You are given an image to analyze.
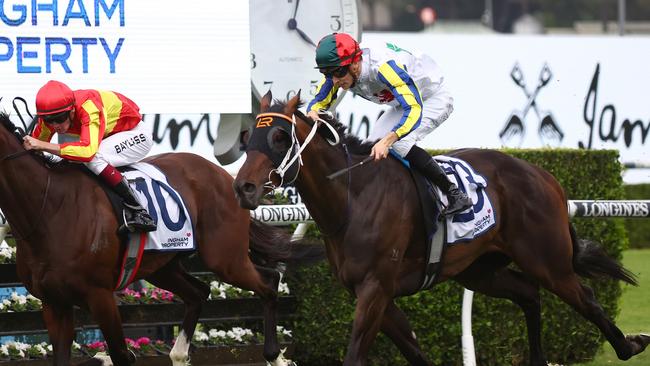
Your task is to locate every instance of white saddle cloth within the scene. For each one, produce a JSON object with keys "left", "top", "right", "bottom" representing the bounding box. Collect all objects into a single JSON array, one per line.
[
  {"left": 432, "top": 155, "right": 496, "bottom": 244},
  {"left": 123, "top": 163, "right": 195, "bottom": 251}
]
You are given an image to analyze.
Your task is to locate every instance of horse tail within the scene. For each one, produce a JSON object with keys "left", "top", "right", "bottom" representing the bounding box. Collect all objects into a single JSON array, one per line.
[
  {"left": 570, "top": 223, "right": 637, "bottom": 286},
  {"left": 248, "top": 219, "right": 325, "bottom": 268}
]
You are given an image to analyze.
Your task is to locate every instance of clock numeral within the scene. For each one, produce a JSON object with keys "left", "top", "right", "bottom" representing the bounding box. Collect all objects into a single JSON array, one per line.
[
  {"left": 310, "top": 80, "right": 319, "bottom": 96},
  {"left": 330, "top": 15, "right": 342, "bottom": 31},
  {"left": 251, "top": 53, "right": 257, "bottom": 69},
  {"left": 286, "top": 89, "right": 298, "bottom": 101},
  {"left": 264, "top": 81, "right": 274, "bottom": 93}
]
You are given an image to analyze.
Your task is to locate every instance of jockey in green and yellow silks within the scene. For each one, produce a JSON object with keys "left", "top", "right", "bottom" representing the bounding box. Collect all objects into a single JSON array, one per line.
[{"left": 307, "top": 33, "right": 472, "bottom": 216}]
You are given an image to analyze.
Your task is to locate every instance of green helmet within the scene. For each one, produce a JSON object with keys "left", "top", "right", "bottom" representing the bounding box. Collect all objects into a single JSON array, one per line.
[{"left": 315, "top": 33, "right": 361, "bottom": 69}]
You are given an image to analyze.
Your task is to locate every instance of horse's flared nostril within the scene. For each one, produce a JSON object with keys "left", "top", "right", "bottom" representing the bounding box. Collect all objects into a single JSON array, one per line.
[
  {"left": 233, "top": 181, "right": 260, "bottom": 209},
  {"left": 241, "top": 182, "right": 256, "bottom": 195}
]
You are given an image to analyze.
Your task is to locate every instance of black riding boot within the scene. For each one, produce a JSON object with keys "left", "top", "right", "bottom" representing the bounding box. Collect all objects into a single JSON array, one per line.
[
  {"left": 405, "top": 146, "right": 473, "bottom": 215},
  {"left": 113, "top": 178, "right": 157, "bottom": 233}
]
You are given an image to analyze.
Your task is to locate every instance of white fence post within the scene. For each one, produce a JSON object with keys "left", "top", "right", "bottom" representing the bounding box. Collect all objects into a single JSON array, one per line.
[{"left": 461, "top": 289, "right": 477, "bottom": 366}]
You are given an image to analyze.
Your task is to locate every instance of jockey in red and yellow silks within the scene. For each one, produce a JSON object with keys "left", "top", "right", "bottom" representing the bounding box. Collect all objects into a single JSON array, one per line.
[
  {"left": 31, "top": 89, "right": 142, "bottom": 162},
  {"left": 306, "top": 33, "right": 472, "bottom": 216},
  {"left": 24, "top": 80, "right": 156, "bottom": 234}
]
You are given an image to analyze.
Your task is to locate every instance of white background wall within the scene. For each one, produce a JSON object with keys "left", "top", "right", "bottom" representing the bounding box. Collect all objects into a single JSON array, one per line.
[{"left": 0, "top": 0, "right": 250, "bottom": 113}]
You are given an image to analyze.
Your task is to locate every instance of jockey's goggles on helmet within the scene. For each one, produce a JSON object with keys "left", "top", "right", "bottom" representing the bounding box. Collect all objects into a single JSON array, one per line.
[
  {"left": 320, "top": 65, "right": 349, "bottom": 78},
  {"left": 41, "top": 111, "right": 70, "bottom": 125}
]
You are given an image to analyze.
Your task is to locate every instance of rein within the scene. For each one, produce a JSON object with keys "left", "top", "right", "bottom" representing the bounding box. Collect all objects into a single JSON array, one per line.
[
  {"left": 319, "top": 144, "right": 352, "bottom": 238},
  {"left": 284, "top": 113, "right": 351, "bottom": 237},
  {"left": 0, "top": 150, "right": 31, "bottom": 163}
]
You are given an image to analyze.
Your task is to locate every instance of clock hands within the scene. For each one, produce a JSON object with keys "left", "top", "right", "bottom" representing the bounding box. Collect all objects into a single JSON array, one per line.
[
  {"left": 291, "top": 0, "right": 300, "bottom": 20},
  {"left": 288, "top": 20, "right": 317, "bottom": 47},
  {"left": 287, "top": 0, "right": 317, "bottom": 48}
]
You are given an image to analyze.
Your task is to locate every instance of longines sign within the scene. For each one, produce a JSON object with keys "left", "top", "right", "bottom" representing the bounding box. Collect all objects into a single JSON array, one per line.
[{"left": 568, "top": 200, "right": 650, "bottom": 218}]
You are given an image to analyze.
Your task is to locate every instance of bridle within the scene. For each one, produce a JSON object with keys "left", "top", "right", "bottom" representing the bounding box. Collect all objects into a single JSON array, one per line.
[
  {"left": 253, "top": 111, "right": 353, "bottom": 237},
  {"left": 254, "top": 112, "right": 339, "bottom": 190}
]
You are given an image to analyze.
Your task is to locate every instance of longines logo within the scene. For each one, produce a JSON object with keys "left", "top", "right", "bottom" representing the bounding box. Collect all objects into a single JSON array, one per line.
[{"left": 499, "top": 62, "right": 564, "bottom": 147}]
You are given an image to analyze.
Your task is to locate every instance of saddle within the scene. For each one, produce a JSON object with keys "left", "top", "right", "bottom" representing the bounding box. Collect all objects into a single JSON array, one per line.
[{"left": 392, "top": 152, "right": 496, "bottom": 290}]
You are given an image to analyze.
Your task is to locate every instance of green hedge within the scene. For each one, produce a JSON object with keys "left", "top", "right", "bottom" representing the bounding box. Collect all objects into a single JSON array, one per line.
[
  {"left": 623, "top": 184, "right": 650, "bottom": 249},
  {"left": 286, "top": 149, "right": 628, "bottom": 366}
]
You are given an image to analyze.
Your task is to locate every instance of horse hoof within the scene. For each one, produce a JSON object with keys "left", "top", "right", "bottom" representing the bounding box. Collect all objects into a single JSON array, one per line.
[{"left": 627, "top": 333, "right": 650, "bottom": 356}]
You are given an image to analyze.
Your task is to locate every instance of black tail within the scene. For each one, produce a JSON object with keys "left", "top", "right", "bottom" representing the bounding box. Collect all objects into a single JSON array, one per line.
[
  {"left": 570, "top": 224, "right": 637, "bottom": 286},
  {"left": 248, "top": 219, "right": 325, "bottom": 268}
]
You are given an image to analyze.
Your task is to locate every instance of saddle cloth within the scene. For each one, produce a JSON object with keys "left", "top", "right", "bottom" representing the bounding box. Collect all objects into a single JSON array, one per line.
[
  {"left": 122, "top": 163, "right": 195, "bottom": 252},
  {"left": 432, "top": 155, "right": 496, "bottom": 244}
]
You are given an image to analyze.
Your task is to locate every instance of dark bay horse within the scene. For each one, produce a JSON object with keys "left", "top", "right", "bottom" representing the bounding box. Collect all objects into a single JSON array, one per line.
[
  {"left": 0, "top": 111, "right": 303, "bottom": 366},
  {"left": 232, "top": 91, "right": 650, "bottom": 366}
]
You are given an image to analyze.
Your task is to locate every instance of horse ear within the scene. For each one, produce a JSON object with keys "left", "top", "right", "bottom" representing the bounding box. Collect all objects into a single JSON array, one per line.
[
  {"left": 285, "top": 90, "right": 301, "bottom": 115},
  {"left": 260, "top": 90, "right": 272, "bottom": 112}
]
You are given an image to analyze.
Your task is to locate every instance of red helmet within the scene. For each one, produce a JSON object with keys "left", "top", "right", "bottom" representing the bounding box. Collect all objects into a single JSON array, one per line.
[
  {"left": 315, "top": 33, "right": 361, "bottom": 69},
  {"left": 35, "top": 80, "right": 75, "bottom": 117}
]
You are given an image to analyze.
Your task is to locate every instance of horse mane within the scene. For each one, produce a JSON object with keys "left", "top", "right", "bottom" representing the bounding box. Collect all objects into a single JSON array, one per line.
[
  {"left": 270, "top": 101, "right": 375, "bottom": 157},
  {"left": 0, "top": 111, "right": 22, "bottom": 142},
  {"left": 0, "top": 111, "right": 67, "bottom": 167}
]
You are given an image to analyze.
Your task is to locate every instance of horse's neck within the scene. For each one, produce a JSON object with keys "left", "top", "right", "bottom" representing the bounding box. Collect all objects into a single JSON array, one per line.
[
  {"left": 294, "top": 128, "right": 350, "bottom": 236},
  {"left": 0, "top": 155, "right": 54, "bottom": 242}
]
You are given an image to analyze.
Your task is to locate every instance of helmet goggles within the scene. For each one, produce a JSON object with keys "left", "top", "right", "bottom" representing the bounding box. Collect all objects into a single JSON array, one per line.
[{"left": 319, "top": 65, "right": 350, "bottom": 78}]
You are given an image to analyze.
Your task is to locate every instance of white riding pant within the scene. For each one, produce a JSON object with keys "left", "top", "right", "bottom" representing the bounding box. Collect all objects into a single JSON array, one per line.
[
  {"left": 83, "top": 122, "right": 153, "bottom": 175},
  {"left": 367, "top": 90, "right": 454, "bottom": 157}
]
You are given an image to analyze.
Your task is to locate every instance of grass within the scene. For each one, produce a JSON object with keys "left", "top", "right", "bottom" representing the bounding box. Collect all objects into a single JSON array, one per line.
[{"left": 581, "top": 249, "right": 650, "bottom": 365}]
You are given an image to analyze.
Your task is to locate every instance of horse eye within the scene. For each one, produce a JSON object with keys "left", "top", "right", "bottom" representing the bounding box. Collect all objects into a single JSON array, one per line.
[
  {"left": 239, "top": 129, "right": 251, "bottom": 151},
  {"left": 268, "top": 128, "right": 290, "bottom": 153}
]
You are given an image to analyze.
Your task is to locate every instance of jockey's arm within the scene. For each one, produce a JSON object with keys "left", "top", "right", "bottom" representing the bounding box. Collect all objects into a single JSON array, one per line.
[
  {"left": 23, "top": 120, "right": 58, "bottom": 154},
  {"left": 377, "top": 60, "right": 423, "bottom": 139},
  {"left": 306, "top": 77, "right": 339, "bottom": 120},
  {"left": 22, "top": 135, "right": 61, "bottom": 155},
  {"left": 58, "top": 101, "right": 103, "bottom": 162}
]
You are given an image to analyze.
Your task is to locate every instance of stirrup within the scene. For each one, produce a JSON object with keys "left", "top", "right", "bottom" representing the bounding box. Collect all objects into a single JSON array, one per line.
[
  {"left": 119, "top": 208, "right": 157, "bottom": 234},
  {"left": 442, "top": 195, "right": 473, "bottom": 216}
]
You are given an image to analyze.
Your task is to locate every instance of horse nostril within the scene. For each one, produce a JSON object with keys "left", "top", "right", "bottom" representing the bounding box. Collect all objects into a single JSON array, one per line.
[{"left": 241, "top": 182, "right": 256, "bottom": 195}]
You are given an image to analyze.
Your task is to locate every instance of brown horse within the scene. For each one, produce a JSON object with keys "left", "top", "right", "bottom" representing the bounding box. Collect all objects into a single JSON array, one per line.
[
  {"left": 0, "top": 111, "right": 307, "bottom": 366},
  {"left": 232, "top": 91, "right": 650, "bottom": 366}
]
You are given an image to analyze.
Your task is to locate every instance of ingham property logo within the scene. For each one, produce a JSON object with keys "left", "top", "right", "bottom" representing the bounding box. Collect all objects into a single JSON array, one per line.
[{"left": 499, "top": 62, "right": 565, "bottom": 147}]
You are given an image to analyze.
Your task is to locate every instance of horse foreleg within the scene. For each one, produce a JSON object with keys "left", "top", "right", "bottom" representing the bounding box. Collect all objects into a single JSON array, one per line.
[
  {"left": 85, "top": 289, "right": 134, "bottom": 366},
  {"left": 147, "top": 260, "right": 210, "bottom": 366},
  {"left": 211, "top": 255, "right": 286, "bottom": 364},
  {"left": 253, "top": 265, "right": 289, "bottom": 366},
  {"left": 380, "top": 301, "right": 430, "bottom": 366},
  {"left": 344, "top": 277, "right": 390, "bottom": 366},
  {"left": 42, "top": 302, "right": 75, "bottom": 366}
]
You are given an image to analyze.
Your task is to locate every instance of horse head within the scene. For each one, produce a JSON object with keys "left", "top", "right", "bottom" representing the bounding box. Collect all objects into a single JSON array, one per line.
[{"left": 234, "top": 90, "right": 343, "bottom": 209}]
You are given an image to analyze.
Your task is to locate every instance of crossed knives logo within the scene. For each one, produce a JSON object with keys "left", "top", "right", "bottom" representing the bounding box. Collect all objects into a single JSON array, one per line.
[{"left": 499, "top": 62, "right": 565, "bottom": 147}]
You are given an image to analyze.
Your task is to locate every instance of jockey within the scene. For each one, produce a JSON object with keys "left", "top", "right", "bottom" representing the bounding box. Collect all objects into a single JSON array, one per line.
[
  {"left": 23, "top": 80, "right": 157, "bottom": 233},
  {"left": 307, "top": 33, "right": 472, "bottom": 215}
]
